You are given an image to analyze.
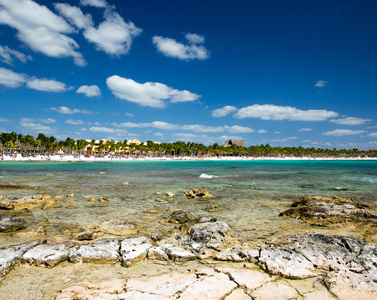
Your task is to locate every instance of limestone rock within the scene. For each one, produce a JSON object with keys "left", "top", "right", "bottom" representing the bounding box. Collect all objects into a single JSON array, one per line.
[
  {"left": 218, "top": 268, "right": 273, "bottom": 291},
  {"left": 120, "top": 236, "right": 152, "bottom": 267},
  {"left": 250, "top": 281, "right": 299, "bottom": 300},
  {"left": 206, "top": 204, "right": 219, "bottom": 212},
  {"left": 147, "top": 246, "right": 169, "bottom": 261},
  {"left": 166, "top": 246, "right": 197, "bottom": 262},
  {"left": 69, "top": 238, "right": 119, "bottom": 264},
  {"left": 0, "top": 214, "right": 28, "bottom": 232},
  {"left": 197, "top": 216, "right": 217, "bottom": 223},
  {"left": 0, "top": 194, "right": 13, "bottom": 209},
  {"left": 2, "top": 208, "right": 32, "bottom": 217},
  {"left": 11, "top": 194, "right": 60, "bottom": 210},
  {"left": 73, "top": 230, "right": 101, "bottom": 241},
  {"left": 0, "top": 240, "right": 41, "bottom": 277},
  {"left": 168, "top": 210, "right": 193, "bottom": 224},
  {"left": 100, "top": 219, "right": 139, "bottom": 236},
  {"left": 258, "top": 247, "right": 317, "bottom": 279},
  {"left": 184, "top": 188, "right": 215, "bottom": 198},
  {"left": 22, "top": 243, "right": 68, "bottom": 267}
]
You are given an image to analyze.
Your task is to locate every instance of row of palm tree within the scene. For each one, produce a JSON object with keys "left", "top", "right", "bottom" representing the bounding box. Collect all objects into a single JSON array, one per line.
[{"left": 0, "top": 131, "right": 376, "bottom": 157}]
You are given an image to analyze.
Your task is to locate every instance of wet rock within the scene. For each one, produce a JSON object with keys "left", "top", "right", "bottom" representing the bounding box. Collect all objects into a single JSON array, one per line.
[
  {"left": 120, "top": 236, "right": 152, "bottom": 267},
  {"left": 197, "top": 216, "right": 217, "bottom": 223},
  {"left": 0, "top": 214, "right": 28, "bottom": 232},
  {"left": 156, "top": 196, "right": 174, "bottom": 203},
  {"left": 0, "top": 240, "right": 41, "bottom": 277},
  {"left": 67, "top": 193, "right": 75, "bottom": 197},
  {"left": 98, "top": 196, "right": 108, "bottom": 203},
  {"left": 149, "top": 231, "right": 167, "bottom": 242},
  {"left": 122, "top": 182, "right": 129, "bottom": 185},
  {"left": 73, "top": 230, "right": 101, "bottom": 241},
  {"left": 279, "top": 196, "right": 377, "bottom": 239},
  {"left": 2, "top": 208, "right": 32, "bottom": 217},
  {"left": 22, "top": 243, "right": 69, "bottom": 267},
  {"left": 99, "top": 219, "right": 139, "bottom": 236},
  {"left": 169, "top": 210, "right": 193, "bottom": 224},
  {"left": 11, "top": 194, "right": 60, "bottom": 210},
  {"left": 333, "top": 186, "right": 354, "bottom": 191},
  {"left": 0, "top": 183, "right": 28, "bottom": 190},
  {"left": 300, "top": 184, "right": 315, "bottom": 188},
  {"left": 206, "top": 204, "right": 219, "bottom": 212},
  {"left": 258, "top": 247, "right": 317, "bottom": 279},
  {"left": 0, "top": 194, "right": 13, "bottom": 210},
  {"left": 166, "top": 192, "right": 175, "bottom": 197},
  {"left": 14, "top": 226, "right": 46, "bottom": 236},
  {"left": 190, "top": 221, "right": 235, "bottom": 241},
  {"left": 69, "top": 238, "right": 120, "bottom": 264},
  {"left": 184, "top": 188, "right": 215, "bottom": 199}
]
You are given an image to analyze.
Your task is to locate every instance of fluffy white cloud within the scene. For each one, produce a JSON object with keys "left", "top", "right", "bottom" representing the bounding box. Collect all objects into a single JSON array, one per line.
[
  {"left": 315, "top": 80, "right": 328, "bottom": 87},
  {"left": 89, "top": 126, "right": 127, "bottom": 134},
  {"left": 0, "top": 45, "right": 32, "bottom": 65},
  {"left": 234, "top": 104, "right": 338, "bottom": 121},
  {"left": 26, "top": 78, "right": 70, "bottom": 92},
  {"left": 65, "top": 119, "right": 85, "bottom": 125},
  {"left": 0, "top": 117, "right": 14, "bottom": 122},
  {"left": 76, "top": 85, "right": 101, "bottom": 97},
  {"left": 112, "top": 121, "right": 254, "bottom": 134},
  {"left": 106, "top": 75, "right": 200, "bottom": 108},
  {"left": 54, "top": 3, "right": 93, "bottom": 30},
  {"left": 211, "top": 106, "right": 238, "bottom": 117},
  {"left": 152, "top": 34, "right": 210, "bottom": 61},
  {"left": 20, "top": 117, "right": 56, "bottom": 124},
  {"left": 83, "top": 10, "right": 141, "bottom": 56},
  {"left": 0, "top": 67, "right": 27, "bottom": 88},
  {"left": 50, "top": 106, "right": 92, "bottom": 114},
  {"left": 330, "top": 117, "right": 371, "bottom": 125},
  {"left": 18, "top": 121, "right": 57, "bottom": 135},
  {"left": 80, "top": 0, "right": 108, "bottom": 8},
  {"left": 185, "top": 33, "right": 205, "bottom": 44},
  {"left": 323, "top": 129, "right": 365, "bottom": 136},
  {"left": 0, "top": 0, "right": 86, "bottom": 66},
  {"left": 298, "top": 128, "right": 313, "bottom": 132},
  {"left": 257, "top": 129, "right": 267, "bottom": 134},
  {"left": 367, "top": 132, "right": 377, "bottom": 137}
]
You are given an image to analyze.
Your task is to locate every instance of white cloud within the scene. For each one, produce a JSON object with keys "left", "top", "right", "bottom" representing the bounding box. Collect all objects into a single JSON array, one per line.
[
  {"left": 89, "top": 126, "right": 127, "bottom": 134},
  {"left": 0, "top": 117, "right": 14, "bottom": 122},
  {"left": 106, "top": 75, "right": 200, "bottom": 108},
  {"left": 76, "top": 85, "right": 101, "bottom": 97},
  {"left": 20, "top": 117, "right": 56, "bottom": 124},
  {"left": 54, "top": 3, "right": 93, "bottom": 30},
  {"left": 79, "top": 128, "right": 87, "bottom": 131},
  {"left": 234, "top": 104, "right": 338, "bottom": 121},
  {"left": 367, "top": 132, "right": 377, "bottom": 137},
  {"left": 323, "top": 129, "right": 365, "bottom": 136},
  {"left": 211, "top": 105, "right": 238, "bottom": 117},
  {"left": 298, "top": 128, "right": 313, "bottom": 132},
  {"left": 65, "top": 119, "right": 85, "bottom": 125},
  {"left": 50, "top": 106, "right": 92, "bottom": 114},
  {"left": 315, "top": 80, "right": 328, "bottom": 87},
  {"left": 274, "top": 131, "right": 282, "bottom": 134},
  {"left": 112, "top": 121, "right": 253, "bottom": 134},
  {"left": 0, "top": 45, "right": 32, "bottom": 65},
  {"left": 154, "top": 132, "right": 164, "bottom": 137},
  {"left": 152, "top": 34, "right": 210, "bottom": 61},
  {"left": 18, "top": 121, "right": 57, "bottom": 135},
  {"left": 330, "top": 117, "right": 371, "bottom": 126},
  {"left": 185, "top": 33, "right": 205, "bottom": 44},
  {"left": 257, "top": 129, "right": 267, "bottom": 134},
  {"left": 0, "top": 67, "right": 27, "bottom": 88},
  {"left": 26, "top": 78, "right": 70, "bottom": 92},
  {"left": 125, "top": 113, "right": 134, "bottom": 117},
  {"left": 83, "top": 10, "right": 142, "bottom": 56},
  {"left": 80, "top": 0, "right": 108, "bottom": 8},
  {"left": 0, "top": 0, "right": 86, "bottom": 66},
  {"left": 88, "top": 121, "right": 101, "bottom": 126}
]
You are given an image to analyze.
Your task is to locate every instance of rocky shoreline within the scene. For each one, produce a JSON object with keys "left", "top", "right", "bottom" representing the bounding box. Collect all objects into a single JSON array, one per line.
[{"left": 1, "top": 190, "right": 377, "bottom": 299}]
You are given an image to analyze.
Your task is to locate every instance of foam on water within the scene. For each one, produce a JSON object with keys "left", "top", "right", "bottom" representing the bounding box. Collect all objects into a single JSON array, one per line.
[{"left": 199, "top": 173, "right": 219, "bottom": 179}]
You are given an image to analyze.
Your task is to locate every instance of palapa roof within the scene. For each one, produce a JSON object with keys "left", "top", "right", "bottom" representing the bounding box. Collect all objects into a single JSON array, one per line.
[{"left": 223, "top": 140, "right": 244, "bottom": 147}]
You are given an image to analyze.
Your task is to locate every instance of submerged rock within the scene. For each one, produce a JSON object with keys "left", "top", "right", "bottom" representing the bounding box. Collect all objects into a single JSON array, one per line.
[
  {"left": 99, "top": 219, "right": 139, "bottom": 236},
  {"left": 0, "top": 194, "right": 13, "bottom": 210},
  {"left": 184, "top": 188, "right": 215, "bottom": 198},
  {"left": 11, "top": 194, "right": 61, "bottom": 210},
  {"left": 169, "top": 210, "right": 193, "bottom": 224},
  {"left": 0, "top": 214, "right": 28, "bottom": 232}
]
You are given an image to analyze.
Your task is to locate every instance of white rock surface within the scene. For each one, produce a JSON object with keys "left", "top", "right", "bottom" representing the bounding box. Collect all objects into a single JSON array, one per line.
[
  {"left": 120, "top": 236, "right": 152, "bottom": 267},
  {"left": 23, "top": 243, "right": 68, "bottom": 267}
]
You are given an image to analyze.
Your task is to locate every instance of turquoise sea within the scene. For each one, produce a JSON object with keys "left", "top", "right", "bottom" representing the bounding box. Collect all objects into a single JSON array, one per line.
[{"left": 1, "top": 160, "right": 377, "bottom": 246}]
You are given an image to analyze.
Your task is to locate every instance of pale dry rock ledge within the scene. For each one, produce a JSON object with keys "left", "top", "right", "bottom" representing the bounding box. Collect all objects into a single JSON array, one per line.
[{"left": 0, "top": 220, "right": 376, "bottom": 299}]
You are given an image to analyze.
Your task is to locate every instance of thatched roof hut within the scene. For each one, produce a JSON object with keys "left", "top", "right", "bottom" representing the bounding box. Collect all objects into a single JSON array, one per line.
[{"left": 223, "top": 140, "right": 244, "bottom": 147}]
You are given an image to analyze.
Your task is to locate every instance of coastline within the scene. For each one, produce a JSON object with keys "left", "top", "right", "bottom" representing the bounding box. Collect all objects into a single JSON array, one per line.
[{"left": 1, "top": 153, "right": 377, "bottom": 162}]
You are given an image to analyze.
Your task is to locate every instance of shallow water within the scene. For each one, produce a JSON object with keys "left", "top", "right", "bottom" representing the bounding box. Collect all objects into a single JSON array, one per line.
[{"left": 1, "top": 160, "right": 376, "bottom": 246}]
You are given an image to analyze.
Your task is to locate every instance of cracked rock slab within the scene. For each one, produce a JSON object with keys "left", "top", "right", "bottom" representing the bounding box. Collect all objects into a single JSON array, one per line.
[
  {"left": 250, "top": 281, "right": 299, "bottom": 300},
  {"left": 120, "top": 236, "right": 152, "bottom": 267},
  {"left": 259, "top": 247, "right": 317, "bottom": 279},
  {"left": 69, "top": 238, "right": 119, "bottom": 264},
  {"left": 22, "top": 243, "right": 69, "bottom": 267},
  {"left": 178, "top": 272, "right": 238, "bottom": 300}
]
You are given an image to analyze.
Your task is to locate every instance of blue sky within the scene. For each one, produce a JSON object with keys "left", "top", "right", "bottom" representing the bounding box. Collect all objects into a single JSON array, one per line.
[{"left": 1, "top": 0, "right": 377, "bottom": 149}]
